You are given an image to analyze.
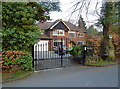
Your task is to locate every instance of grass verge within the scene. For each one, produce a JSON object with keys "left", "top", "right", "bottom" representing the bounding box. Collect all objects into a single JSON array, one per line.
[
  {"left": 2, "top": 70, "right": 33, "bottom": 83},
  {"left": 87, "top": 61, "right": 116, "bottom": 66}
]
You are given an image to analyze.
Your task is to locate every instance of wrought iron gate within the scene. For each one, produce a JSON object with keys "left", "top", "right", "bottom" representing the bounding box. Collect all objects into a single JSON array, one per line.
[{"left": 32, "top": 38, "right": 76, "bottom": 71}]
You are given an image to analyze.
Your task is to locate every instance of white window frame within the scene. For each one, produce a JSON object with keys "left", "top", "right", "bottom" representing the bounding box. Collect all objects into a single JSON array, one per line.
[
  {"left": 68, "top": 31, "right": 76, "bottom": 38},
  {"left": 77, "top": 32, "right": 84, "bottom": 37},
  {"left": 78, "top": 41, "right": 84, "bottom": 45},
  {"left": 53, "top": 40, "right": 64, "bottom": 47},
  {"left": 53, "top": 29, "right": 65, "bottom": 36}
]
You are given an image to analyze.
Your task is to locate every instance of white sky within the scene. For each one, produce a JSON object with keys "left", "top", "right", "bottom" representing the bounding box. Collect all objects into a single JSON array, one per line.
[{"left": 49, "top": 0, "right": 102, "bottom": 28}]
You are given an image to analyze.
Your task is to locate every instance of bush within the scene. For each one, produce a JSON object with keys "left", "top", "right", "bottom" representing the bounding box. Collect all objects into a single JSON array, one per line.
[
  {"left": 86, "top": 55, "right": 103, "bottom": 63},
  {"left": 16, "top": 54, "right": 33, "bottom": 70},
  {"left": 69, "top": 46, "right": 83, "bottom": 57},
  {"left": 2, "top": 51, "right": 33, "bottom": 71},
  {"left": 68, "top": 46, "right": 83, "bottom": 63}
]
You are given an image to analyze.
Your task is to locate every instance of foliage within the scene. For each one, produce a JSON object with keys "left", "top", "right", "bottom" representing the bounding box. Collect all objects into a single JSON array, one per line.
[
  {"left": 87, "top": 60, "right": 114, "bottom": 65},
  {"left": 2, "top": 2, "right": 60, "bottom": 52},
  {"left": 86, "top": 35, "right": 101, "bottom": 55},
  {"left": 39, "top": 0, "right": 61, "bottom": 12},
  {"left": 99, "top": 36, "right": 117, "bottom": 61},
  {"left": 78, "top": 15, "right": 87, "bottom": 31},
  {"left": 112, "top": 33, "right": 120, "bottom": 56},
  {"left": 86, "top": 55, "right": 103, "bottom": 63},
  {"left": 2, "top": 2, "right": 40, "bottom": 52},
  {"left": 2, "top": 51, "right": 27, "bottom": 68},
  {"left": 27, "top": 1, "right": 60, "bottom": 22},
  {"left": 3, "top": 69, "right": 32, "bottom": 83},
  {"left": 2, "top": 51, "right": 32, "bottom": 70},
  {"left": 87, "top": 25, "right": 98, "bottom": 35},
  {"left": 107, "top": 2, "right": 119, "bottom": 35},
  {"left": 2, "top": 2, "right": 60, "bottom": 71},
  {"left": 108, "top": 37, "right": 115, "bottom": 60},
  {"left": 99, "top": 2, "right": 119, "bottom": 60},
  {"left": 86, "top": 31, "right": 119, "bottom": 60},
  {"left": 16, "top": 54, "right": 33, "bottom": 70},
  {"left": 69, "top": 46, "right": 83, "bottom": 57}
]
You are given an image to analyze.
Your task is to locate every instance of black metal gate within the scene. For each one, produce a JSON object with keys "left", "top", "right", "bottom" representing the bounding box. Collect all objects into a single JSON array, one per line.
[{"left": 32, "top": 38, "right": 77, "bottom": 71}]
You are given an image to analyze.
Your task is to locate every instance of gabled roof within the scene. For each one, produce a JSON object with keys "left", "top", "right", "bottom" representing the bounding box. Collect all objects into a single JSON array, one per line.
[
  {"left": 64, "top": 21, "right": 84, "bottom": 32},
  {"left": 37, "top": 19, "right": 84, "bottom": 32},
  {"left": 37, "top": 22, "right": 53, "bottom": 30},
  {"left": 49, "top": 19, "right": 71, "bottom": 31}
]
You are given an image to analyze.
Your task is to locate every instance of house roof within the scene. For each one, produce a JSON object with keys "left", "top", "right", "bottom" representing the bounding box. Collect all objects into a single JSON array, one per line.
[
  {"left": 37, "top": 19, "right": 84, "bottom": 32},
  {"left": 64, "top": 21, "right": 84, "bottom": 32},
  {"left": 37, "top": 22, "right": 53, "bottom": 30}
]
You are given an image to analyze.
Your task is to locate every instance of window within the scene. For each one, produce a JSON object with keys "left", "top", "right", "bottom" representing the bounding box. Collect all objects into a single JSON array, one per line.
[
  {"left": 68, "top": 31, "right": 76, "bottom": 38},
  {"left": 78, "top": 41, "right": 84, "bottom": 46},
  {"left": 53, "top": 40, "right": 64, "bottom": 47},
  {"left": 78, "top": 33, "right": 84, "bottom": 37},
  {"left": 53, "top": 42, "right": 61, "bottom": 46},
  {"left": 53, "top": 29, "right": 65, "bottom": 36}
]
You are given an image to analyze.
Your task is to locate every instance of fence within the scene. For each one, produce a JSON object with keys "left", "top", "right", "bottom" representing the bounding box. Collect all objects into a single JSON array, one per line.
[
  {"left": 32, "top": 38, "right": 78, "bottom": 71},
  {"left": 32, "top": 38, "right": 101, "bottom": 71}
]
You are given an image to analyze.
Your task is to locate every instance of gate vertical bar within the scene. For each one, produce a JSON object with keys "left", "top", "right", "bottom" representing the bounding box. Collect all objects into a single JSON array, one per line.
[
  {"left": 61, "top": 38, "right": 63, "bottom": 67},
  {"left": 43, "top": 44, "right": 44, "bottom": 58},
  {"left": 35, "top": 44, "right": 38, "bottom": 71},
  {"left": 32, "top": 45, "right": 34, "bottom": 70},
  {"left": 34, "top": 45, "right": 38, "bottom": 71}
]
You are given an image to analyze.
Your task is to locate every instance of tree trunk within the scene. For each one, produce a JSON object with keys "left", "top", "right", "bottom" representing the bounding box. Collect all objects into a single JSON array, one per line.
[{"left": 103, "top": 24, "right": 115, "bottom": 61}]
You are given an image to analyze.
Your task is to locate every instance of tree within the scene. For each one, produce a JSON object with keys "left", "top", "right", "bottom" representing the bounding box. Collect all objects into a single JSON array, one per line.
[
  {"left": 27, "top": 1, "right": 61, "bottom": 22},
  {"left": 69, "top": 0, "right": 119, "bottom": 61},
  {"left": 87, "top": 25, "right": 98, "bottom": 35},
  {"left": 2, "top": 2, "right": 60, "bottom": 52},
  {"left": 78, "top": 15, "right": 86, "bottom": 31},
  {"left": 100, "top": 2, "right": 119, "bottom": 60}
]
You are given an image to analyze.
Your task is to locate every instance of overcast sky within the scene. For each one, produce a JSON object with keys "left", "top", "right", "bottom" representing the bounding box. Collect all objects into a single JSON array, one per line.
[{"left": 49, "top": 0, "right": 102, "bottom": 29}]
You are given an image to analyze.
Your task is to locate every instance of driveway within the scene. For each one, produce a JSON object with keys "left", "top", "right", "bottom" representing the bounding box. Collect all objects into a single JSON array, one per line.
[{"left": 3, "top": 65, "right": 118, "bottom": 87}]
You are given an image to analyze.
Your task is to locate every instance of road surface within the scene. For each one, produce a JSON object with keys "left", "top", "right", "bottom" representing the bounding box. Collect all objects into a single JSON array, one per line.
[{"left": 3, "top": 65, "right": 118, "bottom": 87}]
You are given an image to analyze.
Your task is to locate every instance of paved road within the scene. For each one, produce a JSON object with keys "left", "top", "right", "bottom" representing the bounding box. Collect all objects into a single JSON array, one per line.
[{"left": 3, "top": 65, "right": 118, "bottom": 87}]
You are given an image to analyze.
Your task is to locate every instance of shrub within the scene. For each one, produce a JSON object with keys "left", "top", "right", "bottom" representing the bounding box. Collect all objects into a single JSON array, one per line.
[
  {"left": 68, "top": 46, "right": 83, "bottom": 63},
  {"left": 86, "top": 55, "right": 103, "bottom": 63},
  {"left": 2, "top": 51, "right": 33, "bottom": 71},
  {"left": 69, "top": 46, "right": 83, "bottom": 57},
  {"left": 16, "top": 54, "right": 33, "bottom": 70}
]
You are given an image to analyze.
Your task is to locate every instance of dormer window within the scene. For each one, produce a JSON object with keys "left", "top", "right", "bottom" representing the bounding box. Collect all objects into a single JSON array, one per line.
[{"left": 53, "top": 29, "right": 65, "bottom": 36}]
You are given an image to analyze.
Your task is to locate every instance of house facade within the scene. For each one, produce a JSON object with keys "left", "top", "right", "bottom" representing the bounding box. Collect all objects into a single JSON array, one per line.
[{"left": 37, "top": 19, "right": 86, "bottom": 50}]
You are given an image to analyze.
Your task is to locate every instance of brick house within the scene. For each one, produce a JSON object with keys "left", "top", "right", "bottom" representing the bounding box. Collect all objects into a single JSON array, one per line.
[{"left": 37, "top": 19, "right": 86, "bottom": 50}]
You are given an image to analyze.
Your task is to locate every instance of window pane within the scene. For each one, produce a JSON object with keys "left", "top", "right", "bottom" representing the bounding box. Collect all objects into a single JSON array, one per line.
[
  {"left": 53, "top": 30, "right": 64, "bottom": 36},
  {"left": 53, "top": 42, "right": 62, "bottom": 46},
  {"left": 78, "top": 33, "right": 84, "bottom": 37},
  {"left": 78, "top": 42, "right": 83, "bottom": 45}
]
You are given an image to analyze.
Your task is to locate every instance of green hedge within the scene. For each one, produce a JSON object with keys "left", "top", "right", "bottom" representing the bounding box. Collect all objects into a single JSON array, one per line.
[
  {"left": 69, "top": 46, "right": 83, "bottom": 57},
  {"left": 16, "top": 54, "right": 33, "bottom": 70},
  {"left": 3, "top": 51, "right": 33, "bottom": 71}
]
